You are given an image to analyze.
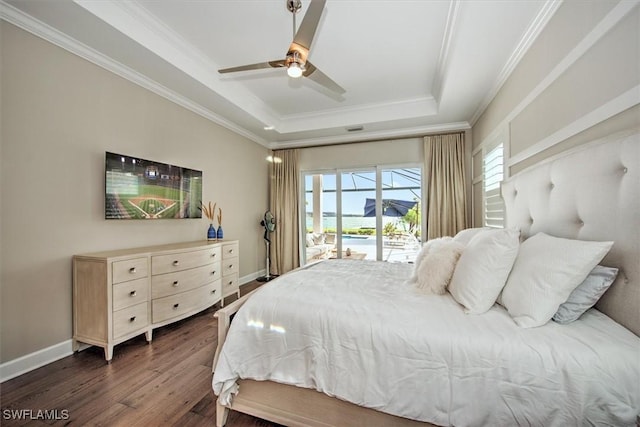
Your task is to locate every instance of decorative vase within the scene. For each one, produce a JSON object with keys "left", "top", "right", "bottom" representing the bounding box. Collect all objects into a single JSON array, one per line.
[
  {"left": 216, "top": 225, "right": 224, "bottom": 239},
  {"left": 207, "top": 224, "right": 217, "bottom": 240}
]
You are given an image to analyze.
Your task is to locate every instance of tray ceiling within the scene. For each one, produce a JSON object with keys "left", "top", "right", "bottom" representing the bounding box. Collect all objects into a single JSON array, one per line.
[{"left": 2, "top": 0, "right": 559, "bottom": 148}]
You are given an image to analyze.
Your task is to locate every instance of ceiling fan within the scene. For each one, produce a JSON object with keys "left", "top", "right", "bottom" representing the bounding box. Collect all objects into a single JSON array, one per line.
[{"left": 218, "top": 0, "right": 345, "bottom": 94}]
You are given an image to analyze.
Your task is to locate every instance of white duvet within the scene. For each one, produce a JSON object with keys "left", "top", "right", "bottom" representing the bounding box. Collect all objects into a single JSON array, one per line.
[{"left": 212, "top": 259, "right": 640, "bottom": 426}]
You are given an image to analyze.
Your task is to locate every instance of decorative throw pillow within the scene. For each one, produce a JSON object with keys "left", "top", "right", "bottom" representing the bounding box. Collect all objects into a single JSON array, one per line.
[
  {"left": 305, "top": 234, "right": 315, "bottom": 247},
  {"left": 312, "top": 233, "right": 326, "bottom": 245},
  {"left": 452, "top": 227, "right": 491, "bottom": 246},
  {"left": 414, "top": 238, "right": 465, "bottom": 294},
  {"left": 553, "top": 265, "right": 619, "bottom": 324},
  {"left": 500, "top": 232, "right": 613, "bottom": 328},
  {"left": 448, "top": 228, "right": 520, "bottom": 314},
  {"left": 409, "top": 237, "right": 452, "bottom": 283}
]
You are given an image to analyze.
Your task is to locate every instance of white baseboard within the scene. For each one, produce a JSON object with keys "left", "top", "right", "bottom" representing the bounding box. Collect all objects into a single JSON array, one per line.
[
  {"left": 240, "top": 269, "right": 266, "bottom": 285},
  {"left": 0, "top": 340, "right": 74, "bottom": 383},
  {"left": 0, "top": 270, "right": 265, "bottom": 383}
]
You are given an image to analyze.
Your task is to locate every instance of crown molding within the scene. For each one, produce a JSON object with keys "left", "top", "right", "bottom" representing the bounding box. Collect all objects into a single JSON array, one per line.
[
  {"left": 470, "top": 0, "right": 562, "bottom": 125},
  {"left": 431, "top": 0, "right": 461, "bottom": 104}
]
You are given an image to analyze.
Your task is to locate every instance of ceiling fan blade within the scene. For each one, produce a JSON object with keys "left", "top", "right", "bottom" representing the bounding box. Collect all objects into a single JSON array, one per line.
[
  {"left": 218, "top": 59, "right": 286, "bottom": 74},
  {"left": 304, "top": 61, "right": 345, "bottom": 94},
  {"left": 293, "top": 0, "right": 326, "bottom": 51}
]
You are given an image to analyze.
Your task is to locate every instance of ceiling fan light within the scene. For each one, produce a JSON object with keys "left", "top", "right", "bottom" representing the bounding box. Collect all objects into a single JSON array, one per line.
[{"left": 287, "top": 62, "right": 303, "bottom": 78}]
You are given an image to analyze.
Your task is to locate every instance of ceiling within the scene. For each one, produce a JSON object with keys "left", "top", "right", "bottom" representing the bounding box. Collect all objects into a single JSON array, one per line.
[{"left": 3, "top": 0, "right": 559, "bottom": 149}]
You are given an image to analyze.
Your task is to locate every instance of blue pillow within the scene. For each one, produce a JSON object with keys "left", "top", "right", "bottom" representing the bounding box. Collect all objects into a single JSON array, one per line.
[{"left": 553, "top": 265, "right": 619, "bottom": 324}]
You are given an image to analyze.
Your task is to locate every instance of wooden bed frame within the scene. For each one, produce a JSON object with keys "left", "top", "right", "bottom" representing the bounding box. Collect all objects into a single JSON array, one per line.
[{"left": 211, "top": 130, "right": 639, "bottom": 427}]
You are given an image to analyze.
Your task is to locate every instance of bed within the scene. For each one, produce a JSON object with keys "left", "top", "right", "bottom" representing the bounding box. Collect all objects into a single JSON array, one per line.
[{"left": 211, "top": 130, "right": 640, "bottom": 426}]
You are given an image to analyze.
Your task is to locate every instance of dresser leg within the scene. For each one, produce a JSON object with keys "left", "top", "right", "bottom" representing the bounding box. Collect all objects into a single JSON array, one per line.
[
  {"left": 105, "top": 345, "right": 114, "bottom": 363},
  {"left": 145, "top": 329, "right": 153, "bottom": 343}
]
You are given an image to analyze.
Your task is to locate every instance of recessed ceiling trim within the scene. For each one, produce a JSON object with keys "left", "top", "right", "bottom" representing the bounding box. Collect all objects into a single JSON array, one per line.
[
  {"left": 271, "top": 121, "right": 471, "bottom": 149},
  {"left": 1, "top": 1, "right": 269, "bottom": 147},
  {"left": 431, "top": 0, "right": 461, "bottom": 103},
  {"left": 276, "top": 96, "right": 438, "bottom": 133},
  {"left": 469, "top": 0, "right": 562, "bottom": 125},
  {"left": 73, "top": 0, "right": 282, "bottom": 129}
]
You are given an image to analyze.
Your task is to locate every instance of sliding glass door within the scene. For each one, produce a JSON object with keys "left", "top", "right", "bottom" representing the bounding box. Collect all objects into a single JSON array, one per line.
[
  {"left": 302, "top": 165, "right": 422, "bottom": 264},
  {"left": 380, "top": 167, "right": 421, "bottom": 262}
]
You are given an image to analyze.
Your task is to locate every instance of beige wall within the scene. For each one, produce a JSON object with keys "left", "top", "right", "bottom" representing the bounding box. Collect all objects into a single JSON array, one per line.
[
  {"left": 472, "top": 0, "right": 640, "bottom": 226},
  {"left": 299, "top": 138, "right": 424, "bottom": 171},
  {"left": 0, "top": 23, "right": 269, "bottom": 363}
]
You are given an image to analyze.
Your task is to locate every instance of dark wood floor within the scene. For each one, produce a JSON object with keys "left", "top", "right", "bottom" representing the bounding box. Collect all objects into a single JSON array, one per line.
[{"left": 0, "top": 281, "right": 282, "bottom": 427}]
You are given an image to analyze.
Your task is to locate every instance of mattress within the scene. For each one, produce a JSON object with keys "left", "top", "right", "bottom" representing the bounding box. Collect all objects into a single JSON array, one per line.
[{"left": 212, "top": 259, "right": 640, "bottom": 426}]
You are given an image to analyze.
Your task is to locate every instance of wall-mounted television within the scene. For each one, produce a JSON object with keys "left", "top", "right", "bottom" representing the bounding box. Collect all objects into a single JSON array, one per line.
[{"left": 105, "top": 152, "right": 202, "bottom": 219}]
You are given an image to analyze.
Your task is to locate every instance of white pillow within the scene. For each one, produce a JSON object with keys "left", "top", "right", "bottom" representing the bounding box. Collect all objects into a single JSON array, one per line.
[
  {"left": 411, "top": 238, "right": 464, "bottom": 294},
  {"left": 500, "top": 232, "right": 613, "bottom": 328},
  {"left": 448, "top": 228, "right": 520, "bottom": 314},
  {"left": 452, "top": 227, "right": 491, "bottom": 246},
  {"left": 305, "top": 234, "right": 315, "bottom": 247}
]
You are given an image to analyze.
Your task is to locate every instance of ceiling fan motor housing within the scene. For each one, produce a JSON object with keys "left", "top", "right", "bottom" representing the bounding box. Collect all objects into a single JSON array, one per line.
[{"left": 287, "top": 0, "right": 302, "bottom": 13}]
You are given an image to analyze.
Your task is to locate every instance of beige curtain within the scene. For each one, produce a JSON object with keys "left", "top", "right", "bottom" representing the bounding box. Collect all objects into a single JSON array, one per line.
[
  {"left": 424, "top": 133, "right": 468, "bottom": 239},
  {"left": 270, "top": 149, "right": 300, "bottom": 275}
]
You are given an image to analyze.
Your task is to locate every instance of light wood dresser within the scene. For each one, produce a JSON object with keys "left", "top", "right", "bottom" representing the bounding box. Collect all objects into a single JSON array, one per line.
[{"left": 73, "top": 240, "right": 240, "bottom": 362}]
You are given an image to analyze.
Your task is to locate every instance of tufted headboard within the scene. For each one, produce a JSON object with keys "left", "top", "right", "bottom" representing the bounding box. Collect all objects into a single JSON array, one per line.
[{"left": 502, "top": 129, "right": 639, "bottom": 336}]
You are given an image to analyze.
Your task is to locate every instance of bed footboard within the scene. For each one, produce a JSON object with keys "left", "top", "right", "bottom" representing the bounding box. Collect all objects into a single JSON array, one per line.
[
  {"left": 213, "top": 289, "right": 260, "bottom": 427},
  {"left": 212, "top": 289, "right": 258, "bottom": 373}
]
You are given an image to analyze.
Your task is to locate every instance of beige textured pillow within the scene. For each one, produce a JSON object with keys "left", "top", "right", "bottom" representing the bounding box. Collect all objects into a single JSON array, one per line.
[{"left": 414, "top": 239, "right": 465, "bottom": 294}]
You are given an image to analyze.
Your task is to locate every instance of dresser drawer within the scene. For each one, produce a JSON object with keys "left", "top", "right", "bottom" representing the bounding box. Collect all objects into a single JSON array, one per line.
[
  {"left": 222, "top": 257, "right": 239, "bottom": 277},
  {"left": 222, "top": 242, "right": 239, "bottom": 259},
  {"left": 113, "top": 278, "right": 149, "bottom": 311},
  {"left": 152, "top": 247, "right": 221, "bottom": 275},
  {"left": 152, "top": 281, "right": 221, "bottom": 323},
  {"left": 113, "top": 302, "right": 148, "bottom": 339},
  {"left": 222, "top": 273, "right": 239, "bottom": 296},
  {"left": 112, "top": 257, "right": 148, "bottom": 284},
  {"left": 151, "top": 262, "right": 221, "bottom": 299}
]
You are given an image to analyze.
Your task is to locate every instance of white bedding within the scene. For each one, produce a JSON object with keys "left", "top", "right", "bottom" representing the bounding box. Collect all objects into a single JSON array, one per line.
[{"left": 212, "top": 259, "right": 640, "bottom": 426}]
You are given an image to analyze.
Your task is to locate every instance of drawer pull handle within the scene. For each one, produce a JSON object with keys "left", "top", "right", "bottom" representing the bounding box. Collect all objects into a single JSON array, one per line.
[
  {"left": 228, "top": 264, "right": 233, "bottom": 269},
  {"left": 129, "top": 267, "right": 136, "bottom": 273},
  {"left": 211, "top": 253, "right": 216, "bottom": 258},
  {"left": 129, "top": 291, "right": 137, "bottom": 297},
  {"left": 228, "top": 281, "right": 233, "bottom": 286},
  {"left": 173, "top": 281, "right": 179, "bottom": 287},
  {"left": 129, "top": 316, "right": 136, "bottom": 322},
  {"left": 172, "top": 260, "right": 179, "bottom": 266},
  {"left": 211, "top": 270, "right": 216, "bottom": 276},
  {"left": 228, "top": 249, "right": 234, "bottom": 254},
  {"left": 173, "top": 303, "right": 180, "bottom": 309},
  {"left": 211, "top": 289, "right": 216, "bottom": 294}
]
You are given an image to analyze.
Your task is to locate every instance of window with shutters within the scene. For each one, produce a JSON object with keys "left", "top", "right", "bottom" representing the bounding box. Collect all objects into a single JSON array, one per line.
[{"left": 483, "top": 143, "right": 505, "bottom": 228}]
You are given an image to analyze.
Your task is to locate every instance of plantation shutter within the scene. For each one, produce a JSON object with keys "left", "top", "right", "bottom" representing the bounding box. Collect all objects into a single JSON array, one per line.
[{"left": 483, "top": 143, "right": 505, "bottom": 228}]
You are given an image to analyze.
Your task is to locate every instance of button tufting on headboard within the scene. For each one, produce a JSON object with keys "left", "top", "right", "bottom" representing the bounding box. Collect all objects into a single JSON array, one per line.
[{"left": 501, "top": 129, "right": 639, "bottom": 336}]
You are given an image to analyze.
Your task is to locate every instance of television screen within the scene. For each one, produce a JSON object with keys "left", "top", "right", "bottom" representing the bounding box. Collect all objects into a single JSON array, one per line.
[{"left": 105, "top": 152, "right": 202, "bottom": 219}]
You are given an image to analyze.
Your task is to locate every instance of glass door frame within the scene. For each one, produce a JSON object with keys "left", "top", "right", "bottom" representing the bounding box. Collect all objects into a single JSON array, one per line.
[{"left": 300, "top": 162, "right": 425, "bottom": 264}]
